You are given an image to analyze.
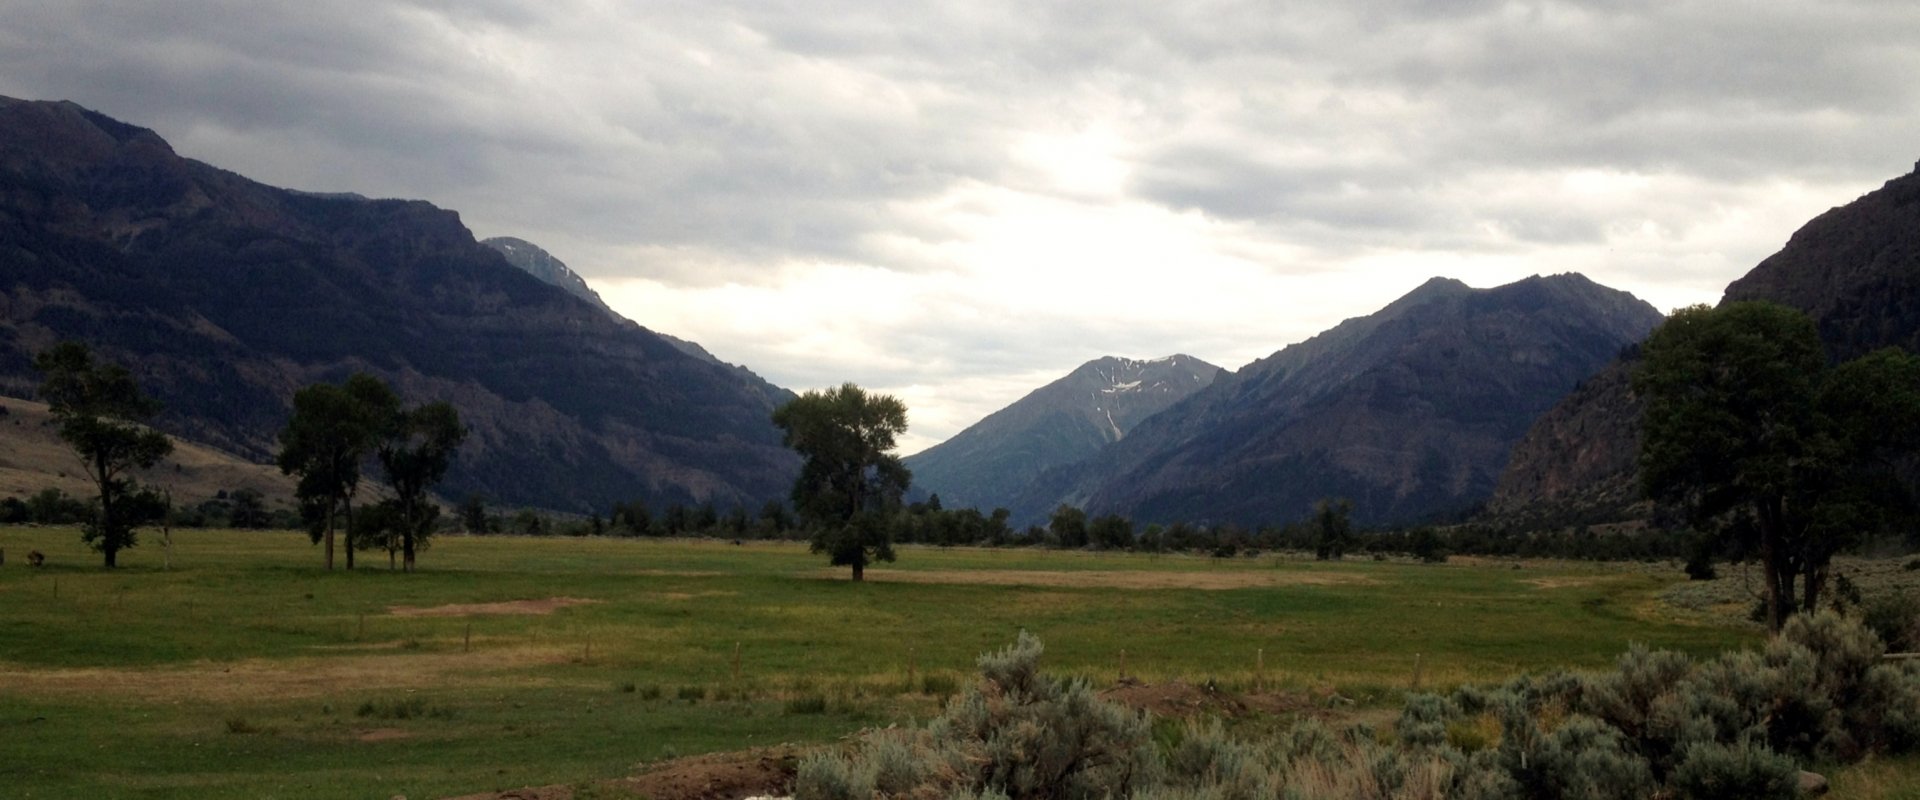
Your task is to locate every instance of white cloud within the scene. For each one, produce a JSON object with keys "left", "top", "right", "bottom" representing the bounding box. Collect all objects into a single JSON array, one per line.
[{"left": 3, "top": 0, "right": 1918, "bottom": 453}]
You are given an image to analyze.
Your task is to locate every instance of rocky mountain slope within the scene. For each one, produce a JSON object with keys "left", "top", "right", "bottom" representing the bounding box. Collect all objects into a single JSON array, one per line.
[
  {"left": 1011, "top": 274, "right": 1664, "bottom": 527},
  {"left": 1489, "top": 162, "right": 1920, "bottom": 523},
  {"left": 904, "top": 355, "right": 1220, "bottom": 509},
  {"left": 481, "top": 236, "right": 616, "bottom": 316},
  {"left": 0, "top": 97, "right": 797, "bottom": 512},
  {"left": 479, "top": 235, "right": 778, "bottom": 385}
]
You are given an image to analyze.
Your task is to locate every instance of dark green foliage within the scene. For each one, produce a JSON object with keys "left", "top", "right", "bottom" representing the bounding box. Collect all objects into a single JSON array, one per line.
[
  {"left": 772, "top": 383, "right": 910, "bottom": 581},
  {"left": 277, "top": 373, "right": 395, "bottom": 569},
  {"left": 34, "top": 341, "right": 174, "bottom": 567},
  {"left": 372, "top": 399, "right": 466, "bottom": 572},
  {"left": 1048, "top": 505, "right": 1088, "bottom": 549},
  {"left": 459, "top": 494, "right": 491, "bottom": 533},
  {"left": 1313, "top": 497, "right": 1353, "bottom": 560},
  {"left": 1087, "top": 514, "right": 1133, "bottom": 550},
  {"left": 1637, "top": 302, "right": 1920, "bottom": 630}
]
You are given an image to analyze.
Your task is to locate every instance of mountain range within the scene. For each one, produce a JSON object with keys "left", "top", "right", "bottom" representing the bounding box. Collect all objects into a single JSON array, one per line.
[
  {"left": 1004, "top": 274, "right": 1665, "bottom": 527},
  {"left": 1489, "top": 161, "right": 1920, "bottom": 524},
  {"left": 904, "top": 355, "right": 1220, "bottom": 509},
  {"left": 0, "top": 96, "right": 796, "bottom": 513}
]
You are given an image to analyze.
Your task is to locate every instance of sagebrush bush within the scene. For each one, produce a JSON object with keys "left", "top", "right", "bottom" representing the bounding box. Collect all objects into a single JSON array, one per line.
[
  {"left": 1666, "top": 739, "right": 1798, "bottom": 800},
  {"left": 794, "top": 616, "right": 1919, "bottom": 800}
]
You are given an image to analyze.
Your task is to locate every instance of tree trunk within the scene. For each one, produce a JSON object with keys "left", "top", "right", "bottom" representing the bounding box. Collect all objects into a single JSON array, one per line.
[
  {"left": 1757, "top": 499, "right": 1785, "bottom": 632},
  {"left": 403, "top": 523, "right": 416, "bottom": 573},
  {"left": 852, "top": 561, "right": 864, "bottom": 582},
  {"left": 324, "top": 503, "right": 336, "bottom": 571},
  {"left": 343, "top": 496, "right": 355, "bottom": 570}
]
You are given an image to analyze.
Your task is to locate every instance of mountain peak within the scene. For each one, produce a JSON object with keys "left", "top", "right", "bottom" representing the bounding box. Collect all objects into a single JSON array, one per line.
[{"left": 904, "top": 353, "right": 1221, "bottom": 509}]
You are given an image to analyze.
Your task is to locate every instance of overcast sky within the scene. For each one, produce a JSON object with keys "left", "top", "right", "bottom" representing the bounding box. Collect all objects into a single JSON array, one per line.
[{"left": 4, "top": 1, "right": 1918, "bottom": 453}]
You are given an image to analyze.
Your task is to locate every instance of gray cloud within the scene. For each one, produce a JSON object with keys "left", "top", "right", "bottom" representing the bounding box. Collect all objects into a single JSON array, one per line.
[{"left": 3, "top": 0, "right": 1917, "bottom": 446}]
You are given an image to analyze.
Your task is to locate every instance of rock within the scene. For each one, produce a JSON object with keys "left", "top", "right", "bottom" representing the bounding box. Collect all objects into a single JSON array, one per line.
[{"left": 1798, "top": 770, "right": 1829, "bottom": 796}]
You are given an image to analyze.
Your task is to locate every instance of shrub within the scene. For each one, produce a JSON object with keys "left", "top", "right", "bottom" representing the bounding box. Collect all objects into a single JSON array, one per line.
[
  {"left": 676, "top": 685, "right": 706, "bottom": 702},
  {"left": 1666, "top": 740, "right": 1798, "bottom": 800},
  {"left": 784, "top": 694, "right": 828, "bottom": 715}
]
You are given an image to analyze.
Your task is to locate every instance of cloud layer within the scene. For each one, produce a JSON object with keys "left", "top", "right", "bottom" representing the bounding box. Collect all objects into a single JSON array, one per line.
[{"left": 5, "top": 1, "right": 1917, "bottom": 452}]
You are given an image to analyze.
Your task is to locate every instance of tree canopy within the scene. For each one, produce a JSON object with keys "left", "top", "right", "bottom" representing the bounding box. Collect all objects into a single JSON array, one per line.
[
  {"left": 35, "top": 342, "right": 175, "bottom": 567},
  {"left": 369, "top": 399, "right": 466, "bottom": 572},
  {"left": 1636, "top": 301, "right": 1920, "bottom": 630},
  {"left": 276, "top": 373, "right": 397, "bottom": 569},
  {"left": 772, "top": 383, "right": 910, "bottom": 581}
]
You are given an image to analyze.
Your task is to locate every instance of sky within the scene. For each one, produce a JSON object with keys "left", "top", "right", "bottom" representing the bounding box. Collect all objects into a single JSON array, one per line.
[{"left": 4, "top": 1, "right": 1918, "bottom": 454}]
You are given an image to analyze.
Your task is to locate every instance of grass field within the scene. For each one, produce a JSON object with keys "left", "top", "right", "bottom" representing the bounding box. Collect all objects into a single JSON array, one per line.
[{"left": 0, "top": 526, "right": 1910, "bottom": 799}]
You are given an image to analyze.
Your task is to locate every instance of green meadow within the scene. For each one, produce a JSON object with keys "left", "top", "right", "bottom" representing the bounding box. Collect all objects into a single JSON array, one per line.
[{"left": 1, "top": 527, "right": 1910, "bottom": 799}]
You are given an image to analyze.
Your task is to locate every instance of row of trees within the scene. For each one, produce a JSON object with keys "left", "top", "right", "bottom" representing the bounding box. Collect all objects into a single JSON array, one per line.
[
  {"left": 276, "top": 374, "right": 466, "bottom": 572},
  {"left": 24, "top": 341, "right": 466, "bottom": 570}
]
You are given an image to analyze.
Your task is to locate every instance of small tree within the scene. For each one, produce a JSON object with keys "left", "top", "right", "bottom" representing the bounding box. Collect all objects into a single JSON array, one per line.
[
  {"left": 1313, "top": 498, "right": 1353, "bottom": 560},
  {"left": 771, "top": 383, "right": 911, "bottom": 581},
  {"left": 458, "top": 493, "right": 490, "bottom": 533},
  {"left": 34, "top": 342, "right": 174, "bottom": 567},
  {"left": 371, "top": 400, "right": 466, "bottom": 572},
  {"left": 1049, "top": 505, "right": 1089, "bottom": 549}
]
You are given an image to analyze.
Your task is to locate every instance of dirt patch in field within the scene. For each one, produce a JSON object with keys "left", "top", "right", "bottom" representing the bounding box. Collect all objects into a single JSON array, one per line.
[
  {"left": 388, "top": 597, "right": 601, "bottom": 617},
  {"left": 1524, "top": 576, "right": 1607, "bottom": 590},
  {"left": 651, "top": 591, "right": 739, "bottom": 601},
  {"left": 355, "top": 727, "right": 411, "bottom": 742},
  {"left": 0, "top": 646, "right": 570, "bottom": 704},
  {"left": 827, "top": 569, "right": 1375, "bottom": 590},
  {"left": 442, "top": 745, "right": 801, "bottom": 800}
]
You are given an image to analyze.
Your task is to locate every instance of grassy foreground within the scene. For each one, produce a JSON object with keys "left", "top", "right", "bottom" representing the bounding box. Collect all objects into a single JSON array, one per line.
[{"left": 0, "top": 526, "right": 1855, "bottom": 798}]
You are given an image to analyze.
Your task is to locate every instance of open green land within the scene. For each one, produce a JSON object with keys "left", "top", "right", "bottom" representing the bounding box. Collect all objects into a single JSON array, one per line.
[{"left": 0, "top": 527, "right": 1910, "bottom": 799}]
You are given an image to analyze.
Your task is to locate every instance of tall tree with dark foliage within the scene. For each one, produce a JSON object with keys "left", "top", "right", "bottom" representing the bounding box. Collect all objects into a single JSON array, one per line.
[
  {"left": 1637, "top": 302, "right": 1920, "bottom": 631},
  {"left": 772, "top": 383, "right": 910, "bottom": 581},
  {"left": 34, "top": 342, "right": 174, "bottom": 567}
]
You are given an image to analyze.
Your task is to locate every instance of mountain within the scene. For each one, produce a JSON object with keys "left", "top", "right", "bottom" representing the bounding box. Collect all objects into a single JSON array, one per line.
[
  {"left": 1489, "top": 162, "right": 1920, "bottom": 524},
  {"left": 1010, "top": 274, "right": 1664, "bottom": 528},
  {"left": 480, "top": 235, "right": 780, "bottom": 384},
  {"left": 481, "top": 236, "right": 615, "bottom": 316},
  {"left": 904, "top": 355, "right": 1221, "bottom": 509},
  {"left": 0, "top": 96, "right": 797, "bottom": 512}
]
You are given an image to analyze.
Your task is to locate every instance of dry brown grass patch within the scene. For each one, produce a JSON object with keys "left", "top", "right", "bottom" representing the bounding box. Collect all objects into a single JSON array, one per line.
[
  {"left": 825, "top": 568, "right": 1376, "bottom": 590},
  {"left": 0, "top": 645, "right": 570, "bottom": 703},
  {"left": 387, "top": 597, "right": 601, "bottom": 617}
]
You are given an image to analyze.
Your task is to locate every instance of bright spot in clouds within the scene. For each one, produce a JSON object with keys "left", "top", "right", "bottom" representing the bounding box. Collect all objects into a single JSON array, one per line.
[{"left": 3, "top": 1, "right": 1917, "bottom": 453}]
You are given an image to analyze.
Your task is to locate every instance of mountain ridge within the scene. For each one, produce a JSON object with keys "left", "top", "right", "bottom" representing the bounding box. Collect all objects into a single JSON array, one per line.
[
  {"left": 1489, "top": 163, "right": 1920, "bottom": 524},
  {"left": 1008, "top": 273, "right": 1664, "bottom": 527},
  {"left": 0, "top": 96, "right": 797, "bottom": 513}
]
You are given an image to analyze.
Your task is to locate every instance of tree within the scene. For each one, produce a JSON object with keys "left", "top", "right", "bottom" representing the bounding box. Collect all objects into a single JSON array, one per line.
[
  {"left": 34, "top": 342, "right": 174, "bottom": 567},
  {"left": 370, "top": 400, "right": 466, "bottom": 572},
  {"left": 1049, "top": 505, "right": 1089, "bottom": 549},
  {"left": 1313, "top": 498, "right": 1353, "bottom": 560},
  {"left": 276, "top": 374, "right": 396, "bottom": 569},
  {"left": 228, "top": 488, "right": 269, "bottom": 529},
  {"left": 1636, "top": 302, "right": 1920, "bottom": 631},
  {"left": 459, "top": 493, "right": 491, "bottom": 533},
  {"left": 771, "top": 383, "right": 911, "bottom": 581},
  {"left": 1088, "top": 513, "right": 1134, "bottom": 550}
]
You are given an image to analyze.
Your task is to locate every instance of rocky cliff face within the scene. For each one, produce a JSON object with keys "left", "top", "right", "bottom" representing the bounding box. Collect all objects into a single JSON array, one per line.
[
  {"left": 1489, "top": 164, "right": 1920, "bottom": 524},
  {"left": 1011, "top": 274, "right": 1663, "bottom": 527},
  {"left": 481, "top": 236, "right": 616, "bottom": 317},
  {"left": 0, "top": 97, "right": 797, "bottom": 512},
  {"left": 903, "top": 355, "right": 1220, "bottom": 509}
]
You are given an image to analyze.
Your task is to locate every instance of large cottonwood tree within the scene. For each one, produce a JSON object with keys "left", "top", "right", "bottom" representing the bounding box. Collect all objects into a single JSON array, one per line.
[
  {"left": 772, "top": 383, "right": 910, "bottom": 581},
  {"left": 1637, "top": 302, "right": 1920, "bottom": 631}
]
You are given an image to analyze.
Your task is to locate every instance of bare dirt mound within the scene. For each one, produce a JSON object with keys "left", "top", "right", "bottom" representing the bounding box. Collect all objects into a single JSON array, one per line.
[
  {"left": 441, "top": 746, "right": 800, "bottom": 800},
  {"left": 388, "top": 597, "right": 601, "bottom": 617}
]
